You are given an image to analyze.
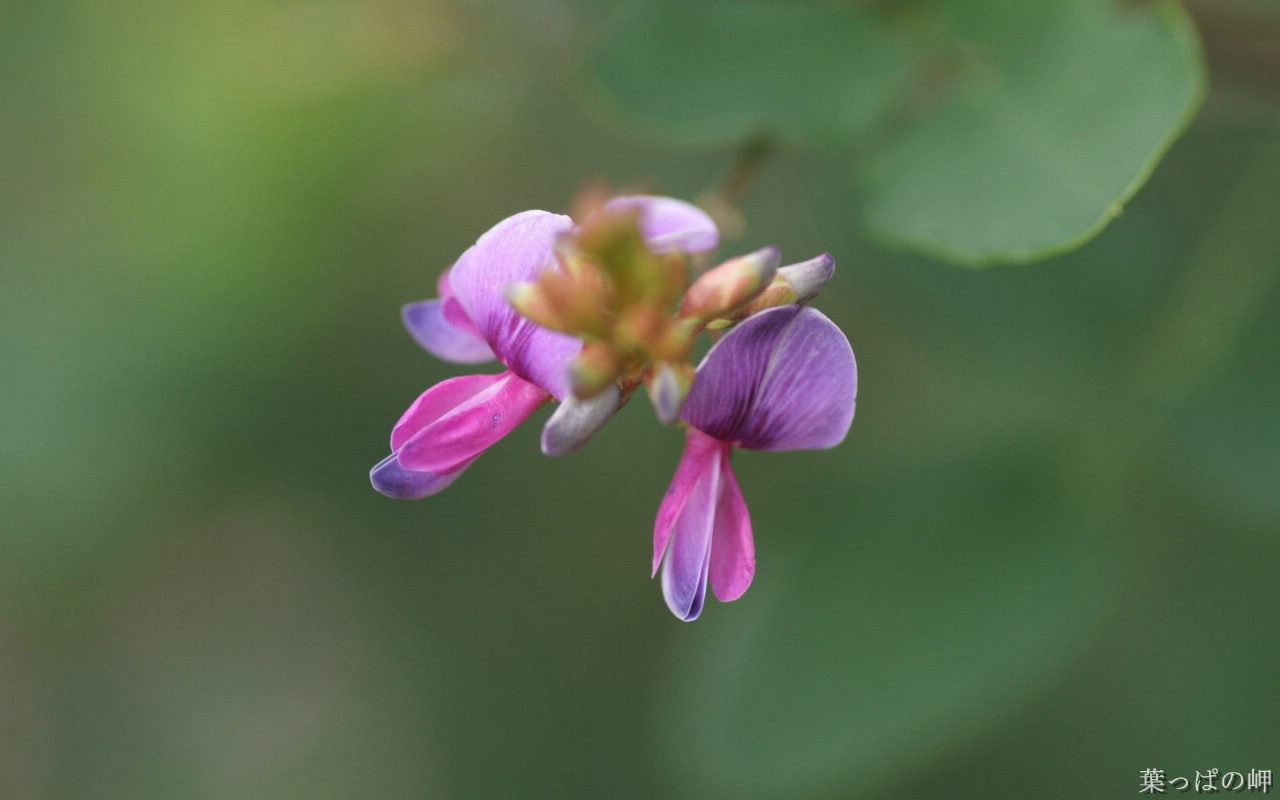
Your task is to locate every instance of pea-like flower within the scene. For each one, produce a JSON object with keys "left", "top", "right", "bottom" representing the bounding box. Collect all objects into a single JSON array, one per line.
[
  {"left": 371, "top": 199, "right": 718, "bottom": 499},
  {"left": 654, "top": 304, "right": 857, "bottom": 621}
]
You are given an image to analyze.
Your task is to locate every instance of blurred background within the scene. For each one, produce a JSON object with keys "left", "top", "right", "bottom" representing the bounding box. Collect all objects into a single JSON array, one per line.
[{"left": 2, "top": 0, "right": 1278, "bottom": 797}]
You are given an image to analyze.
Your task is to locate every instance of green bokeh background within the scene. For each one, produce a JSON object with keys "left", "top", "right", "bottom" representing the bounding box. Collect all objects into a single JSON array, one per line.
[{"left": 2, "top": 1, "right": 1277, "bottom": 797}]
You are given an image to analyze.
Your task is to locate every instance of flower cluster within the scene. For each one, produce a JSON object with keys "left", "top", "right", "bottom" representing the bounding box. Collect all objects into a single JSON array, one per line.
[{"left": 370, "top": 196, "right": 857, "bottom": 621}]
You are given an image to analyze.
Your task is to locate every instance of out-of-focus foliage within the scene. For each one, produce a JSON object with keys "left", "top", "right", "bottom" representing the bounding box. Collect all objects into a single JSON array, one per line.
[
  {"left": 658, "top": 129, "right": 1280, "bottom": 798},
  {"left": 588, "top": 0, "right": 1206, "bottom": 265},
  {"left": 589, "top": 2, "right": 912, "bottom": 148},
  {"left": 1, "top": 0, "right": 1277, "bottom": 798}
]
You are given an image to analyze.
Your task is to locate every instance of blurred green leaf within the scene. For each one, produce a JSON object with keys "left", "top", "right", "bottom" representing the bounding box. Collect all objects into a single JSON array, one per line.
[
  {"left": 655, "top": 448, "right": 1124, "bottom": 799},
  {"left": 587, "top": 0, "right": 1206, "bottom": 266},
  {"left": 863, "top": 0, "right": 1206, "bottom": 265},
  {"left": 587, "top": 1, "right": 912, "bottom": 147}
]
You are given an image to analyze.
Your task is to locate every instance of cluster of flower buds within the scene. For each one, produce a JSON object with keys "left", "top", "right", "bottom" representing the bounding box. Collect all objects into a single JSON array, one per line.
[{"left": 371, "top": 196, "right": 856, "bottom": 620}]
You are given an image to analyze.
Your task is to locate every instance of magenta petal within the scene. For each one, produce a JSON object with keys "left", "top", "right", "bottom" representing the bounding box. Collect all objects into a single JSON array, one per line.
[
  {"left": 436, "top": 268, "right": 483, "bottom": 336},
  {"left": 369, "top": 452, "right": 477, "bottom": 499},
  {"left": 709, "top": 451, "right": 755, "bottom": 602},
  {"left": 659, "top": 437, "right": 722, "bottom": 622},
  {"left": 391, "top": 373, "right": 508, "bottom": 452},
  {"left": 682, "top": 305, "right": 857, "bottom": 452},
  {"left": 442, "top": 295, "right": 478, "bottom": 334},
  {"left": 402, "top": 300, "right": 496, "bottom": 364},
  {"left": 447, "top": 210, "right": 582, "bottom": 399},
  {"left": 654, "top": 429, "right": 725, "bottom": 576},
  {"left": 599, "top": 195, "right": 719, "bottom": 254},
  {"left": 396, "top": 370, "right": 548, "bottom": 474}
]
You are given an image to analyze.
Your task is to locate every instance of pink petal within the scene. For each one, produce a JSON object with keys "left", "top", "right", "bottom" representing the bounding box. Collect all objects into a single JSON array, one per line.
[
  {"left": 599, "top": 195, "right": 720, "bottom": 254},
  {"left": 437, "top": 268, "right": 484, "bottom": 336},
  {"left": 447, "top": 210, "right": 582, "bottom": 400},
  {"left": 391, "top": 373, "right": 508, "bottom": 452},
  {"left": 401, "top": 300, "right": 496, "bottom": 364},
  {"left": 653, "top": 428, "right": 726, "bottom": 576},
  {"left": 682, "top": 305, "right": 856, "bottom": 452},
  {"left": 709, "top": 450, "right": 755, "bottom": 602},
  {"left": 659, "top": 439, "right": 722, "bottom": 622},
  {"left": 396, "top": 370, "right": 549, "bottom": 474}
]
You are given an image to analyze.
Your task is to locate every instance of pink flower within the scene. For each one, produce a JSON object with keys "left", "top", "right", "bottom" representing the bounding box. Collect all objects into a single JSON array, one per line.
[
  {"left": 371, "top": 199, "right": 719, "bottom": 498},
  {"left": 654, "top": 304, "right": 857, "bottom": 620}
]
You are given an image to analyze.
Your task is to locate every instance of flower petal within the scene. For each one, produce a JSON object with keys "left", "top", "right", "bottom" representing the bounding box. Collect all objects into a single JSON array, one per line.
[
  {"left": 396, "top": 370, "right": 548, "bottom": 474},
  {"left": 709, "top": 450, "right": 755, "bottom": 602},
  {"left": 401, "top": 300, "right": 496, "bottom": 364},
  {"left": 447, "top": 210, "right": 582, "bottom": 399},
  {"left": 437, "top": 268, "right": 483, "bottom": 335},
  {"left": 369, "top": 452, "right": 477, "bottom": 499},
  {"left": 654, "top": 429, "right": 726, "bottom": 576},
  {"left": 390, "top": 373, "right": 508, "bottom": 452},
  {"left": 599, "top": 195, "right": 719, "bottom": 254},
  {"left": 660, "top": 439, "right": 722, "bottom": 622},
  {"left": 682, "top": 305, "right": 856, "bottom": 452},
  {"left": 540, "top": 381, "right": 621, "bottom": 457}
]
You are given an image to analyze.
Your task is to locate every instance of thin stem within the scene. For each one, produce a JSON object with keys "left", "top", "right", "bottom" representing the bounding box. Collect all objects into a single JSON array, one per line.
[
  {"left": 717, "top": 135, "right": 778, "bottom": 211},
  {"left": 698, "top": 135, "right": 779, "bottom": 240}
]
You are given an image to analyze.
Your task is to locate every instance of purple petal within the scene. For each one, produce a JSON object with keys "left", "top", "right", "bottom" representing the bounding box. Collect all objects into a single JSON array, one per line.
[
  {"left": 682, "top": 305, "right": 856, "bottom": 452},
  {"left": 653, "top": 429, "right": 725, "bottom": 576},
  {"left": 448, "top": 210, "right": 582, "bottom": 399},
  {"left": 599, "top": 195, "right": 719, "bottom": 254},
  {"left": 396, "top": 370, "right": 549, "bottom": 474},
  {"left": 659, "top": 433, "right": 724, "bottom": 621},
  {"left": 369, "top": 452, "right": 476, "bottom": 499},
  {"left": 402, "top": 300, "right": 496, "bottom": 364},
  {"left": 709, "top": 450, "right": 755, "bottom": 602}
]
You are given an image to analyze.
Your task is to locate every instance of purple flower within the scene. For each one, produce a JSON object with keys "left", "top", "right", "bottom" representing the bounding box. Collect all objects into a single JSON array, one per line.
[
  {"left": 372, "top": 199, "right": 718, "bottom": 499},
  {"left": 653, "top": 305, "right": 857, "bottom": 620}
]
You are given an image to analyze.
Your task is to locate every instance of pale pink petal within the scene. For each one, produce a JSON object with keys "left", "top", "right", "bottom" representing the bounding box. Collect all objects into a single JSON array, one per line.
[
  {"left": 390, "top": 373, "right": 508, "bottom": 452},
  {"left": 396, "top": 370, "right": 549, "bottom": 474},
  {"left": 599, "top": 195, "right": 720, "bottom": 254},
  {"left": 653, "top": 429, "right": 726, "bottom": 576},
  {"left": 709, "top": 451, "right": 755, "bottom": 602},
  {"left": 660, "top": 443, "right": 721, "bottom": 622},
  {"left": 447, "top": 210, "right": 581, "bottom": 399},
  {"left": 401, "top": 300, "right": 496, "bottom": 364}
]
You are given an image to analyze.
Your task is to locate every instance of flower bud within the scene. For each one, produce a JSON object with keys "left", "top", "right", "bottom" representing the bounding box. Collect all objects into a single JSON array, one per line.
[
  {"left": 777, "top": 252, "right": 835, "bottom": 303},
  {"left": 646, "top": 361, "right": 695, "bottom": 425},
  {"left": 705, "top": 253, "right": 835, "bottom": 329},
  {"left": 505, "top": 266, "right": 611, "bottom": 338},
  {"left": 572, "top": 341, "right": 625, "bottom": 398},
  {"left": 541, "top": 382, "right": 622, "bottom": 456},
  {"left": 678, "top": 246, "right": 780, "bottom": 323},
  {"left": 505, "top": 281, "right": 562, "bottom": 332}
]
